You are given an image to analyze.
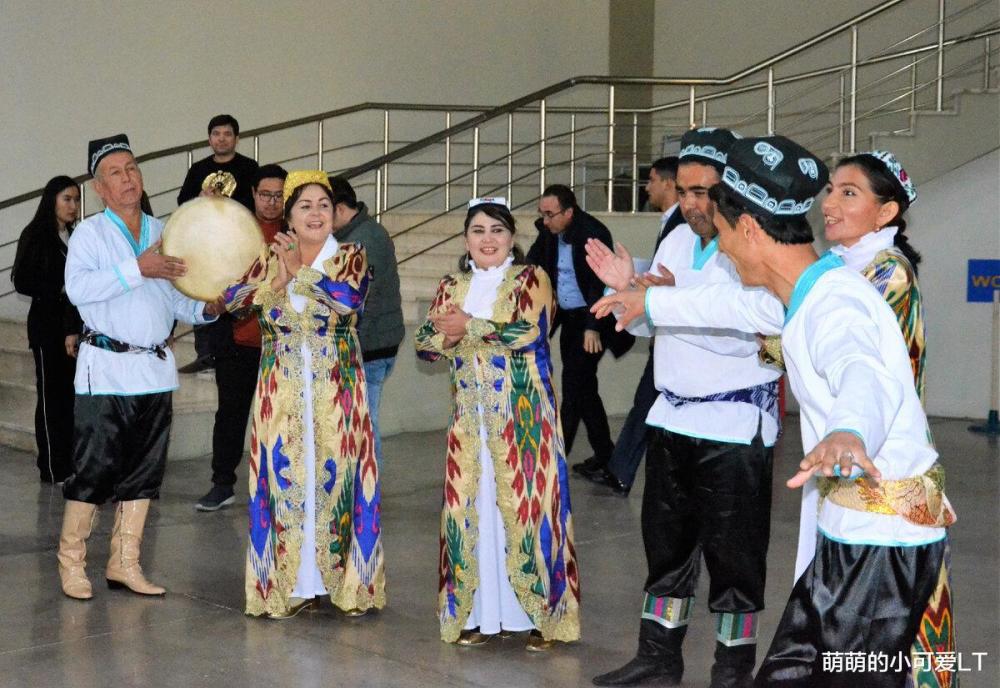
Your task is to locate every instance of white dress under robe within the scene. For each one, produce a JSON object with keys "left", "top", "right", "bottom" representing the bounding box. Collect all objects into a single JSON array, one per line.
[
  {"left": 643, "top": 257, "right": 944, "bottom": 578},
  {"left": 460, "top": 256, "right": 534, "bottom": 634},
  {"left": 289, "top": 235, "right": 340, "bottom": 599},
  {"left": 65, "top": 209, "right": 214, "bottom": 395}
]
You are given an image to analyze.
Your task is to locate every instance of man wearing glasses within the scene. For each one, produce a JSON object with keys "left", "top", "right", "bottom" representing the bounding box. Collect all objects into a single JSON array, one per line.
[
  {"left": 527, "top": 184, "right": 634, "bottom": 480},
  {"left": 195, "top": 164, "right": 287, "bottom": 511}
]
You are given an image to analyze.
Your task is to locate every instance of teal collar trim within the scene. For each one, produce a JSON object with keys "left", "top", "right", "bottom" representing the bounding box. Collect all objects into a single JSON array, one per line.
[
  {"left": 691, "top": 236, "right": 718, "bottom": 270},
  {"left": 104, "top": 208, "right": 150, "bottom": 257},
  {"left": 784, "top": 251, "right": 844, "bottom": 325}
]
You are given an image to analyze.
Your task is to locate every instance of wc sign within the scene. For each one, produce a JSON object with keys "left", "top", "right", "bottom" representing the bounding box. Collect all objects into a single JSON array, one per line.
[{"left": 968, "top": 259, "right": 1000, "bottom": 302}]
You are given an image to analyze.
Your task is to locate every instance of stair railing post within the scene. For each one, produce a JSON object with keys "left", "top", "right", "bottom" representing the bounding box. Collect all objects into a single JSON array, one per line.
[
  {"left": 253, "top": 135, "right": 259, "bottom": 162},
  {"left": 767, "top": 68, "right": 776, "bottom": 134},
  {"left": 80, "top": 182, "right": 86, "bottom": 218},
  {"left": 317, "top": 121, "right": 324, "bottom": 170},
  {"left": 444, "top": 112, "right": 451, "bottom": 211},
  {"left": 985, "top": 37, "right": 992, "bottom": 90},
  {"left": 539, "top": 98, "right": 547, "bottom": 196},
  {"left": 472, "top": 126, "right": 480, "bottom": 199},
  {"left": 382, "top": 110, "right": 390, "bottom": 212},
  {"left": 375, "top": 168, "right": 382, "bottom": 222},
  {"left": 688, "top": 86, "right": 696, "bottom": 129},
  {"left": 910, "top": 55, "right": 918, "bottom": 112},
  {"left": 569, "top": 113, "right": 576, "bottom": 190},
  {"left": 838, "top": 73, "right": 846, "bottom": 152},
  {"left": 936, "top": 0, "right": 945, "bottom": 111},
  {"left": 507, "top": 113, "right": 513, "bottom": 204},
  {"left": 850, "top": 25, "right": 858, "bottom": 153},
  {"left": 631, "top": 113, "right": 638, "bottom": 213},
  {"left": 701, "top": 100, "right": 708, "bottom": 126},
  {"left": 607, "top": 85, "right": 615, "bottom": 213}
]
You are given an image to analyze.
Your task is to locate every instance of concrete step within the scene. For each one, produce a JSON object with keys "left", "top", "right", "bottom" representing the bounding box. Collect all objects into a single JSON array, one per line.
[{"left": 870, "top": 89, "right": 1000, "bottom": 184}]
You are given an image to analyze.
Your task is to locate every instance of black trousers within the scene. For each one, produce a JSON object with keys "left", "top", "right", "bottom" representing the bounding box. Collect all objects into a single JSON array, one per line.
[
  {"left": 643, "top": 426, "right": 773, "bottom": 612},
  {"left": 63, "top": 392, "right": 172, "bottom": 504},
  {"left": 193, "top": 319, "right": 232, "bottom": 360},
  {"left": 30, "top": 340, "right": 76, "bottom": 482},
  {"left": 606, "top": 346, "right": 657, "bottom": 487},
  {"left": 211, "top": 344, "right": 261, "bottom": 486},
  {"left": 755, "top": 534, "right": 946, "bottom": 688},
  {"left": 559, "top": 308, "right": 614, "bottom": 461}
]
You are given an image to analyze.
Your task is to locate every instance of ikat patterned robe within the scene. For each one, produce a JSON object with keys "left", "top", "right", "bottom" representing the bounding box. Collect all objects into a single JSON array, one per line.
[
  {"left": 415, "top": 264, "right": 581, "bottom": 643},
  {"left": 223, "top": 242, "right": 385, "bottom": 616}
]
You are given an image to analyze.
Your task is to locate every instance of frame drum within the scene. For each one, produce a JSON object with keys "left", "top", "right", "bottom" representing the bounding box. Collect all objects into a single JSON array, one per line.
[{"left": 161, "top": 197, "right": 265, "bottom": 301}]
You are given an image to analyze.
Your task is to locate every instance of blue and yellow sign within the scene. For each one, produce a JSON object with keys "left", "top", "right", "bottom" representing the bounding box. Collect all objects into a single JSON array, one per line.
[{"left": 968, "top": 259, "right": 1000, "bottom": 302}]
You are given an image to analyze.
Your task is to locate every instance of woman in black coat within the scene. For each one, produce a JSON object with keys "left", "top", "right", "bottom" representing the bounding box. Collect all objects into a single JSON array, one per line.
[{"left": 11, "top": 175, "right": 83, "bottom": 483}]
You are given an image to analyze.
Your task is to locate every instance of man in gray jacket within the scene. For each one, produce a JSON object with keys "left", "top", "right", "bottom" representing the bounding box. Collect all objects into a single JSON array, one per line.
[{"left": 328, "top": 177, "right": 405, "bottom": 467}]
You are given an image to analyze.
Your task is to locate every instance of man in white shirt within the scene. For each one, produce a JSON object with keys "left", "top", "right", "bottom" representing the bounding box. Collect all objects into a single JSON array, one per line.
[
  {"left": 591, "top": 129, "right": 782, "bottom": 688},
  {"left": 591, "top": 135, "right": 954, "bottom": 688},
  {"left": 57, "top": 134, "right": 222, "bottom": 602}
]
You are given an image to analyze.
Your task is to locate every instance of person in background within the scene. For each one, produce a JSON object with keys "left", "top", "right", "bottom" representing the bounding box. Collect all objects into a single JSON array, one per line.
[
  {"left": 328, "top": 175, "right": 404, "bottom": 469},
  {"left": 11, "top": 175, "right": 84, "bottom": 484}
]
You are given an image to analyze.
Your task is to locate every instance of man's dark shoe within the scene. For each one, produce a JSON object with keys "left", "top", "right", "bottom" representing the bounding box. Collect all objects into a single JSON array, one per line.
[
  {"left": 178, "top": 355, "right": 215, "bottom": 374},
  {"left": 572, "top": 456, "right": 606, "bottom": 480},
  {"left": 594, "top": 469, "right": 631, "bottom": 496},
  {"left": 710, "top": 642, "right": 755, "bottom": 688},
  {"left": 196, "top": 485, "right": 235, "bottom": 512},
  {"left": 592, "top": 656, "right": 682, "bottom": 686}
]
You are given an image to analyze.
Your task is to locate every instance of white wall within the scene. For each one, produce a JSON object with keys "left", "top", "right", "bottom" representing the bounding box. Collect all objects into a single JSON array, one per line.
[
  {"left": 909, "top": 150, "right": 1000, "bottom": 418},
  {"left": 0, "top": 0, "right": 610, "bottom": 200}
]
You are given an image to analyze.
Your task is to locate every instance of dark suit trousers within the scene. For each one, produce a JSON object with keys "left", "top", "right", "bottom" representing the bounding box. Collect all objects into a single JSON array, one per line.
[
  {"left": 559, "top": 308, "right": 614, "bottom": 462},
  {"left": 606, "top": 345, "right": 657, "bottom": 487},
  {"left": 211, "top": 344, "right": 260, "bottom": 486}
]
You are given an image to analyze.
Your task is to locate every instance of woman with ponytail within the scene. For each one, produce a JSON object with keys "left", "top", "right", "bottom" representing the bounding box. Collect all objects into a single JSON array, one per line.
[{"left": 823, "top": 151, "right": 926, "bottom": 400}]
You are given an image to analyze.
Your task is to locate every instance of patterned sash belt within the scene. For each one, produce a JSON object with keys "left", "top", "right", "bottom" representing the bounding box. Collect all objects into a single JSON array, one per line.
[
  {"left": 81, "top": 327, "right": 169, "bottom": 360},
  {"left": 660, "top": 379, "right": 781, "bottom": 432},
  {"left": 818, "top": 462, "right": 956, "bottom": 528}
]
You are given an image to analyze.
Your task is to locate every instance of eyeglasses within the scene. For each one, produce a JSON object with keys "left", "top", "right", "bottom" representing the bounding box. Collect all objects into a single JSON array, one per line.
[
  {"left": 256, "top": 191, "right": 283, "bottom": 202},
  {"left": 537, "top": 208, "right": 568, "bottom": 220}
]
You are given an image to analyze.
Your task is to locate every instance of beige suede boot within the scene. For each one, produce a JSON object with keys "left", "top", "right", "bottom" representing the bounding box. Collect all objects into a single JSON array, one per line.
[
  {"left": 57, "top": 500, "right": 98, "bottom": 600},
  {"left": 105, "top": 499, "right": 166, "bottom": 596}
]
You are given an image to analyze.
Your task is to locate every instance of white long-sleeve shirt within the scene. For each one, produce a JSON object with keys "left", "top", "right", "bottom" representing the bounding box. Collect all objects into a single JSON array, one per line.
[
  {"left": 627, "top": 224, "right": 782, "bottom": 446},
  {"left": 644, "top": 255, "right": 944, "bottom": 571},
  {"left": 66, "top": 209, "right": 213, "bottom": 395}
]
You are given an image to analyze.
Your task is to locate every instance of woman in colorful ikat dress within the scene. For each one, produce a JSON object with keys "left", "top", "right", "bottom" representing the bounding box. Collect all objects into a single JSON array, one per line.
[
  {"left": 822, "top": 151, "right": 952, "bottom": 688},
  {"left": 415, "top": 199, "right": 580, "bottom": 651},
  {"left": 223, "top": 170, "right": 384, "bottom": 619}
]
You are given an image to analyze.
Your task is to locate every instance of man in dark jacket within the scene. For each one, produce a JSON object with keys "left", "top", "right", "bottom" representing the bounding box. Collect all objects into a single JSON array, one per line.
[
  {"left": 526, "top": 184, "right": 633, "bottom": 474},
  {"left": 328, "top": 177, "right": 405, "bottom": 467},
  {"left": 177, "top": 114, "right": 259, "bottom": 374}
]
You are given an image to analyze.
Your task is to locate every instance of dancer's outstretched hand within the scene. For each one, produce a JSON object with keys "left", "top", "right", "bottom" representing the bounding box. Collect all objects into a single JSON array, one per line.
[
  {"left": 787, "top": 430, "right": 881, "bottom": 489},
  {"left": 590, "top": 288, "right": 646, "bottom": 332},
  {"left": 585, "top": 238, "right": 634, "bottom": 292}
]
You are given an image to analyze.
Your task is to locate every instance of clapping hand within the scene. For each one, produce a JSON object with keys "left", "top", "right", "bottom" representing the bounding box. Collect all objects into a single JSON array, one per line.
[
  {"left": 590, "top": 289, "right": 647, "bottom": 332},
  {"left": 584, "top": 238, "right": 634, "bottom": 292},
  {"left": 272, "top": 232, "right": 303, "bottom": 275},
  {"left": 429, "top": 305, "right": 471, "bottom": 347},
  {"left": 137, "top": 241, "right": 186, "bottom": 280},
  {"left": 636, "top": 263, "right": 675, "bottom": 288}
]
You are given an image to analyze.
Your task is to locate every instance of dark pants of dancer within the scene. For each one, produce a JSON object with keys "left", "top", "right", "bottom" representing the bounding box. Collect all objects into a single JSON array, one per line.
[
  {"left": 63, "top": 392, "right": 172, "bottom": 504},
  {"left": 755, "top": 534, "right": 947, "bottom": 688},
  {"left": 31, "top": 341, "right": 77, "bottom": 483},
  {"left": 643, "top": 425, "right": 773, "bottom": 612},
  {"left": 606, "top": 346, "right": 657, "bottom": 487},
  {"left": 559, "top": 308, "right": 614, "bottom": 462},
  {"left": 193, "top": 318, "right": 232, "bottom": 361},
  {"left": 211, "top": 344, "right": 261, "bottom": 487}
]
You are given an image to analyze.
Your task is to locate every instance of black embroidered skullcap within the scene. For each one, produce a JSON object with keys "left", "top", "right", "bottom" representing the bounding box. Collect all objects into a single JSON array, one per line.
[
  {"left": 721, "top": 135, "right": 828, "bottom": 218},
  {"left": 678, "top": 127, "right": 741, "bottom": 174},
  {"left": 88, "top": 134, "right": 132, "bottom": 176}
]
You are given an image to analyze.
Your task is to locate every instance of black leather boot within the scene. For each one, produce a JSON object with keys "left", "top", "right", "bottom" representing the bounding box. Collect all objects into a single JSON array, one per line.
[
  {"left": 709, "top": 642, "right": 755, "bottom": 688},
  {"left": 592, "top": 620, "right": 686, "bottom": 686}
]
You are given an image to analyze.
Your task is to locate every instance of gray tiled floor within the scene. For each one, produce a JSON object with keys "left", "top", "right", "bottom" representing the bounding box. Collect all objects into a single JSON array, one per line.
[{"left": 0, "top": 415, "right": 996, "bottom": 687}]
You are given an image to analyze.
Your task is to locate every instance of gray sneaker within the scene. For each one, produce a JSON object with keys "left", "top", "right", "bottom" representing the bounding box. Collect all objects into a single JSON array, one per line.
[{"left": 196, "top": 485, "right": 235, "bottom": 512}]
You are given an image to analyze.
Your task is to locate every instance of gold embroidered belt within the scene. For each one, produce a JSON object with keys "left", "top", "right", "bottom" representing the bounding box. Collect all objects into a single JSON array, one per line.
[{"left": 817, "top": 462, "right": 956, "bottom": 528}]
